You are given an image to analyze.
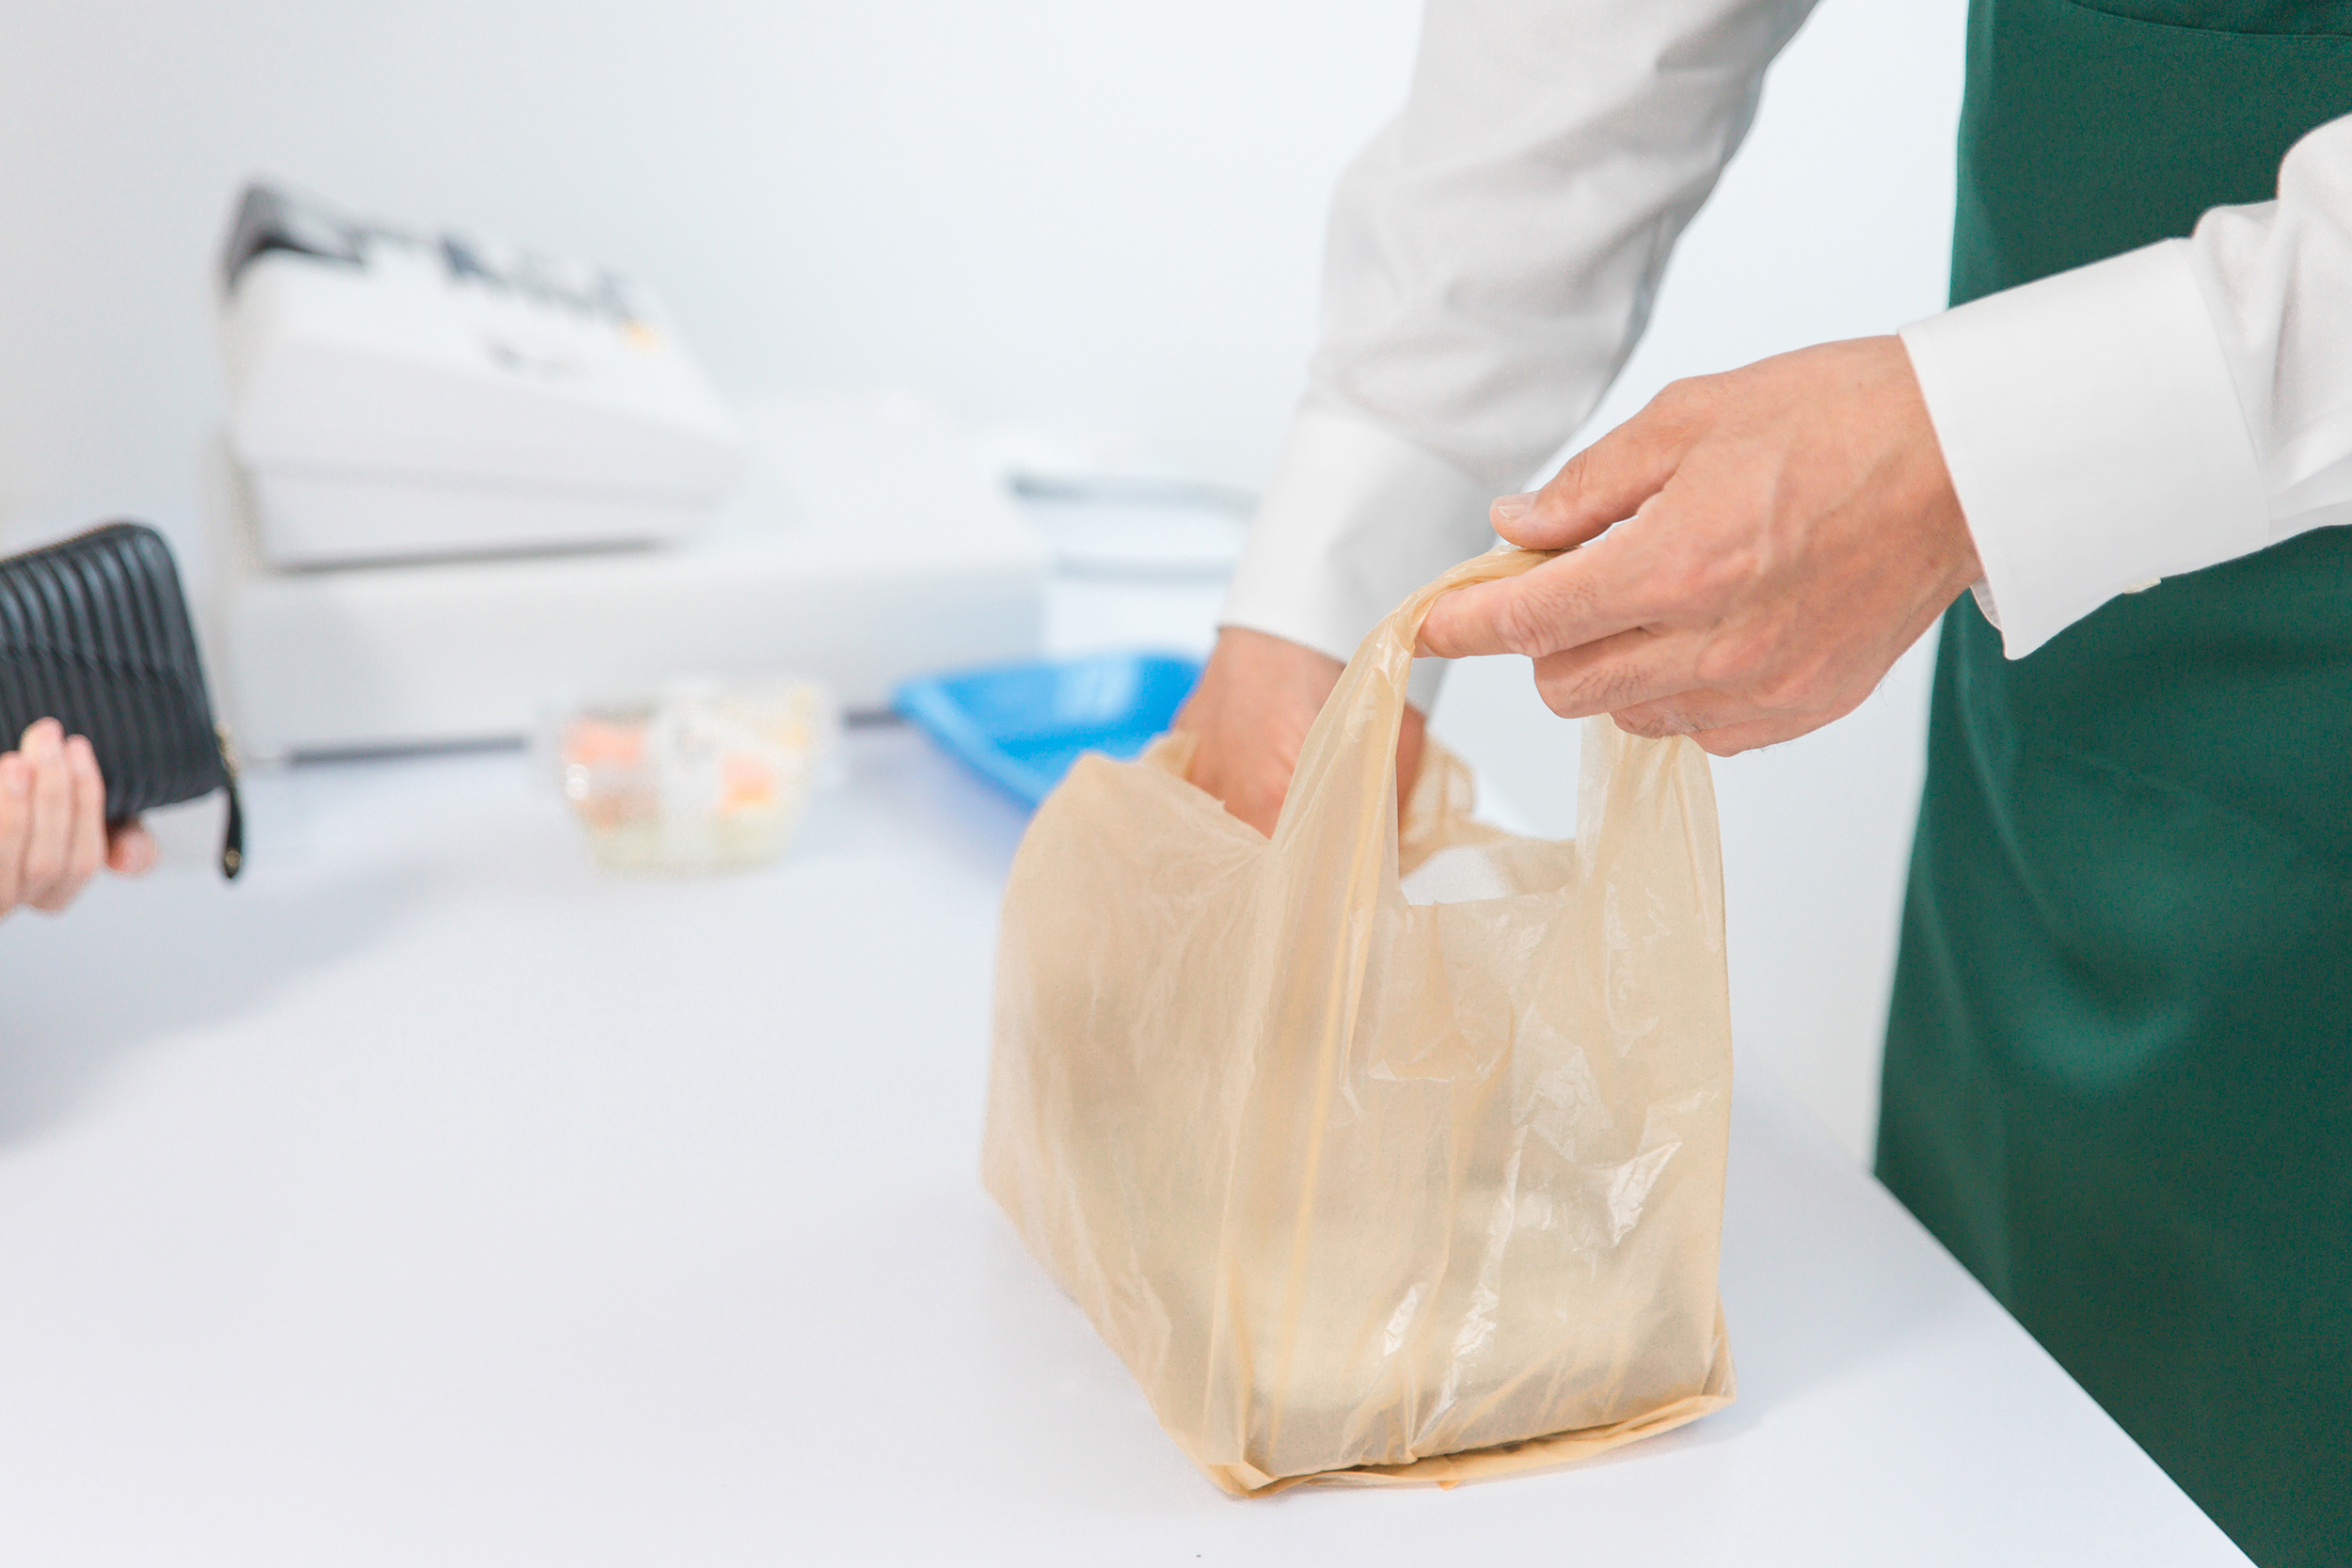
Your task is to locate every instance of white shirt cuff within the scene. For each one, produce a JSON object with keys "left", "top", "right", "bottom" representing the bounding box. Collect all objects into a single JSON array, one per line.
[
  {"left": 1899, "top": 239, "right": 2270, "bottom": 658},
  {"left": 1220, "top": 403, "right": 1499, "bottom": 672}
]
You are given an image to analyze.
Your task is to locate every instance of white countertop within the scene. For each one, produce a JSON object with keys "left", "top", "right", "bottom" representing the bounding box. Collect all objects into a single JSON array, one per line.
[{"left": 0, "top": 728, "right": 2249, "bottom": 1565}]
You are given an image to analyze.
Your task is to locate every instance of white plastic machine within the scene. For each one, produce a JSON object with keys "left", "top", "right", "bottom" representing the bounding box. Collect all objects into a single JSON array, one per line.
[
  {"left": 206, "top": 184, "right": 1047, "bottom": 760},
  {"left": 219, "top": 183, "right": 746, "bottom": 566}
]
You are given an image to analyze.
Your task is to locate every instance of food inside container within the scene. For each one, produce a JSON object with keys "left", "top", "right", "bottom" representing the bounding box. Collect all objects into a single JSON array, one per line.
[{"left": 555, "top": 678, "right": 837, "bottom": 872}]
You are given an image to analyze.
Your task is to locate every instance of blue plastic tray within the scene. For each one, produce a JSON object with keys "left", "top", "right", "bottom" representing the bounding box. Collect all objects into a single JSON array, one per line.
[{"left": 895, "top": 652, "right": 1204, "bottom": 808}]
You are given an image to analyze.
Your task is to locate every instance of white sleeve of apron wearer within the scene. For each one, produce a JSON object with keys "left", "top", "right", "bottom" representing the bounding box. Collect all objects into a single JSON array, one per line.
[
  {"left": 1900, "top": 112, "right": 2352, "bottom": 658},
  {"left": 1218, "top": 0, "right": 1820, "bottom": 677}
]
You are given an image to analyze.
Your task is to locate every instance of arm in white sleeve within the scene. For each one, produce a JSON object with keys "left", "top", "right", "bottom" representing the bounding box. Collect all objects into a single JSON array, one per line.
[
  {"left": 1899, "top": 113, "right": 2352, "bottom": 657},
  {"left": 1221, "top": 0, "right": 1820, "bottom": 666}
]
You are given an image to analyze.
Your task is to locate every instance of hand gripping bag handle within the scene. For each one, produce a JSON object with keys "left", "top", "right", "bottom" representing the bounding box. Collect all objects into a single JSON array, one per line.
[
  {"left": 988, "top": 544, "right": 1732, "bottom": 1494},
  {"left": 1266, "top": 544, "right": 1724, "bottom": 951},
  {"left": 1193, "top": 546, "right": 1734, "bottom": 1492},
  {"left": 1270, "top": 546, "right": 1557, "bottom": 862}
]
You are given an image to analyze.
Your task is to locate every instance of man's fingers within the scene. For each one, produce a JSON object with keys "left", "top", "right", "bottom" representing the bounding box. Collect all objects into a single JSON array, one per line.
[
  {"left": 1612, "top": 698, "right": 1844, "bottom": 757},
  {"left": 1420, "top": 540, "right": 1652, "bottom": 660},
  {"left": 1171, "top": 626, "right": 1341, "bottom": 837},
  {"left": 1525, "top": 628, "right": 1708, "bottom": 721},
  {"left": 1681, "top": 711, "right": 1830, "bottom": 757},
  {"left": 1488, "top": 380, "right": 1709, "bottom": 549},
  {"left": 1610, "top": 688, "right": 1772, "bottom": 739},
  {"left": 18, "top": 720, "right": 71, "bottom": 903}
]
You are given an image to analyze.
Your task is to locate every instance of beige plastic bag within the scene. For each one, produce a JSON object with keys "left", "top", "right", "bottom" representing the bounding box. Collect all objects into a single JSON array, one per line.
[{"left": 983, "top": 548, "right": 1735, "bottom": 1495}]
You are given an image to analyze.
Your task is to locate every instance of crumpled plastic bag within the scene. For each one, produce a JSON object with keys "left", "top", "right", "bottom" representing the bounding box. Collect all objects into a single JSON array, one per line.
[{"left": 983, "top": 548, "right": 1735, "bottom": 1494}]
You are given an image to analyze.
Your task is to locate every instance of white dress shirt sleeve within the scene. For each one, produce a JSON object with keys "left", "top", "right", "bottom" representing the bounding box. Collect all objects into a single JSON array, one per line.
[
  {"left": 1221, "top": 0, "right": 1820, "bottom": 669},
  {"left": 1900, "top": 113, "right": 2352, "bottom": 658}
]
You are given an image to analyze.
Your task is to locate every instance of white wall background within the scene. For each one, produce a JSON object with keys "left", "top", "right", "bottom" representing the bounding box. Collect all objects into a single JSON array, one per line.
[
  {"left": 0, "top": 0, "right": 1422, "bottom": 542},
  {"left": 0, "top": 0, "right": 1966, "bottom": 1160}
]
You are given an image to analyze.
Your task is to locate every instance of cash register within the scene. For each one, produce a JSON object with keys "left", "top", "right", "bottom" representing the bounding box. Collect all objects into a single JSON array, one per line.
[{"left": 205, "top": 183, "right": 1046, "bottom": 761}]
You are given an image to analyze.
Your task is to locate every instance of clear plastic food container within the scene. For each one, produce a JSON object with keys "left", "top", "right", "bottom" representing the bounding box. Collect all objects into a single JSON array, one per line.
[{"left": 553, "top": 677, "right": 838, "bottom": 873}]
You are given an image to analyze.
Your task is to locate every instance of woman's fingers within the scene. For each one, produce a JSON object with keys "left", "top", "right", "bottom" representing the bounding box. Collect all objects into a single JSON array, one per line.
[
  {"left": 108, "top": 820, "right": 158, "bottom": 876},
  {"left": 3, "top": 721, "right": 119, "bottom": 913},
  {"left": 0, "top": 752, "right": 28, "bottom": 913},
  {"left": 24, "top": 724, "right": 105, "bottom": 911},
  {"left": 0, "top": 721, "right": 145, "bottom": 914},
  {"left": 45, "top": 736, "right": 108, "bottom": 905},
  {"left": 18, "top": 720, "right": 72, "bottom": 904}
]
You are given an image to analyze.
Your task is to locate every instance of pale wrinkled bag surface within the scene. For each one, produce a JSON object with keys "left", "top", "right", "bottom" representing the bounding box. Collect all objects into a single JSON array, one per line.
[{"left": 984, "top": 549, "right": 1735, "bottom": 1494}]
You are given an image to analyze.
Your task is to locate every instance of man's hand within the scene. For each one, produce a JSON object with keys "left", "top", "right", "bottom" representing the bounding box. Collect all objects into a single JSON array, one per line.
[
  {"left": 0, "top": 718, "right": 157, "bottom": 918},
  {"left": 1173, "top": 626, "right": 1425, "bottom": 836},
  {"left": 1419, "top": 336, "right": 1979, "bottom": 756}
]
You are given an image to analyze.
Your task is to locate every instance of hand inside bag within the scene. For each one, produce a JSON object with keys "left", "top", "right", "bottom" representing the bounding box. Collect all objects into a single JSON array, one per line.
[{"left": 1174, "top": 626, "right": 1427, "bottom": 838}]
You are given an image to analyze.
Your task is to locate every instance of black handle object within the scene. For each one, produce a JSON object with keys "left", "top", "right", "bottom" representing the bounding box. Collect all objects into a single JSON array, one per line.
[{"left": 0, "top": 521, "right": 244, "bottom": 879}]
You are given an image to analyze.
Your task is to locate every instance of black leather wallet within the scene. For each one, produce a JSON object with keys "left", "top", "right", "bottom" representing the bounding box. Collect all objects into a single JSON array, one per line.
[{"left": 0, "top": 522, "right": 243, "bottom": 878}]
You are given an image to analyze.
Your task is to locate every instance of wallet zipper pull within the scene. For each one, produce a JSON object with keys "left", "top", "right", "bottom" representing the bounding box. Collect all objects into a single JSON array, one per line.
[{"left": 215, "top": 723, "right": 245, "bottom": 880}]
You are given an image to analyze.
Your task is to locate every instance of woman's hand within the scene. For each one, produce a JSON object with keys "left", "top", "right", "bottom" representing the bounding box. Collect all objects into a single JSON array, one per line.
[{"left": 0, "top": 718, "right": 157, "bottom": 918}]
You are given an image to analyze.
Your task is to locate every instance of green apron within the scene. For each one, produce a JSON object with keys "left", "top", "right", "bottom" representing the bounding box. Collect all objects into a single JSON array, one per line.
[{"left": 1875, "top": 4, "right": 2352, "bottom": 1564}]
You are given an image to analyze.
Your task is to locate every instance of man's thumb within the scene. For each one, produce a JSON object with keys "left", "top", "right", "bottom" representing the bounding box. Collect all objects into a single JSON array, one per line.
[{"left": 1488, "top": 394, "right": 1695, "bottom": 548}]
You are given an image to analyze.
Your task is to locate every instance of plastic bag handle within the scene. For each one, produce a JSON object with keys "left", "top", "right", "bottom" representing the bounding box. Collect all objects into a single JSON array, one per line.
[
  {"left": 1271, "top": 547, "right": 1560, "bottom": 847},
  {"left": 1390, "top": 546, "right": 1562, "bottom": 666}
]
